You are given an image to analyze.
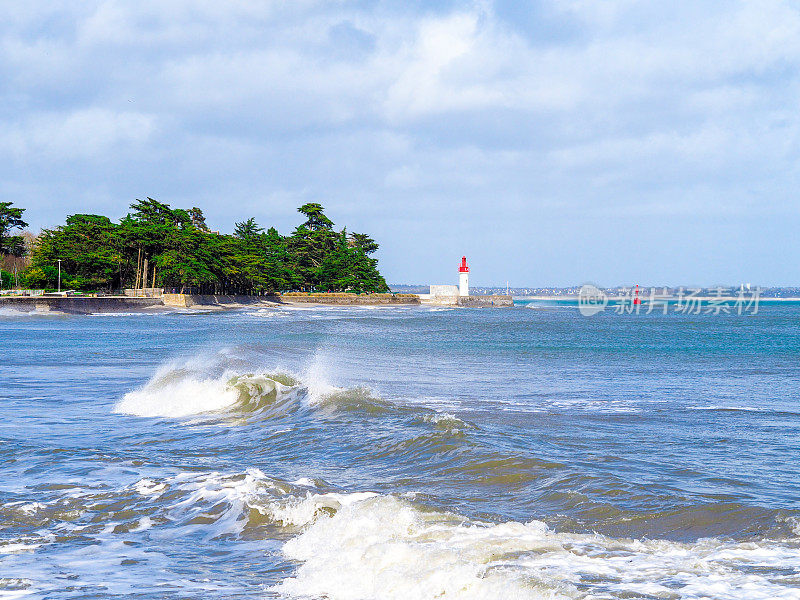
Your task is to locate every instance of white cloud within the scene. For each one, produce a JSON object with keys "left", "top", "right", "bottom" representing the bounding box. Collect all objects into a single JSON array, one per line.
[
  {"left": 0, "top": 109, "right": 156, "bottom": 161},
  {"left": 1, "top": 0, "right": 800, "bottom": 283},
  {"left": 382, "top": 12, "right": 497, "bottom": 119}
]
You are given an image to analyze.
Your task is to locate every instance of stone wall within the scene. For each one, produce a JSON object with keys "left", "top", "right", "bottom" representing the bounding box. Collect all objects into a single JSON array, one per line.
[
  {"left": 0, "top": 292, "right": 432, "bottom": 312},
  {"left": 457, "top": 295, "right": 513, "bottom": 307},
  {"left": 161, "top": 294, "right": 280, "bottom": 307},
  {"left": 0, "top": 296, "right": 163, "bottom": 314},
  {"left": 123, "top": 288, "right": 163, "bottom": 298},
  {"left": 280, "top": 293, "right": 420, "bottom": 305},
  {"left": 419, "top": 294, "right": 513, "bottom": 307},
  {"left": 161, "top": 293, "right": 419, "bottom": 307}
]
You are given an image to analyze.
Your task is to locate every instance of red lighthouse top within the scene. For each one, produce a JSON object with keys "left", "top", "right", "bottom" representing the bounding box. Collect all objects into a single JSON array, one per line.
[{"left": 459, "top": 256, "right": 469, "bottom": 273}]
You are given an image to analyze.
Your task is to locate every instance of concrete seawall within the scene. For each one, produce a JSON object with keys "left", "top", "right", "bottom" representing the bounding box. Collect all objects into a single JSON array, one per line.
[
  {"left": 419, "top": 294, "right": 514, "bottom": 307},
  {"left": 0, "top": 296, "right": 163, "bottom": 314},
  {"left": 458, "top": 295, "right": 513, "bottom": 307},
  {"left": 162, "top": 293, "right": 419, "bottom": 307},
  {"left": 0, "top": 292, "right": 432, "bottom": 313},
  {"left": 280, "top": 293, "right": 420, "bottom": 305},
  {"left": 161, "top": 294, "right": 281, "bottom": 308}
]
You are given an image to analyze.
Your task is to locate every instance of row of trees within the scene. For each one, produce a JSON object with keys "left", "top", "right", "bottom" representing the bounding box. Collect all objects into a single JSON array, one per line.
[
  {"left": 0, "top": 202, "right": 30, "bottom": 289},
  {"left": 0, "top": 200, "right": 388, "bottom": 294}
]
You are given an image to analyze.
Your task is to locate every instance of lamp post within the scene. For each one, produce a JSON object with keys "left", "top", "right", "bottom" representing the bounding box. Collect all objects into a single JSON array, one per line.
[{"left": 57, "top": 259, "right": 62, "bottom": 293}]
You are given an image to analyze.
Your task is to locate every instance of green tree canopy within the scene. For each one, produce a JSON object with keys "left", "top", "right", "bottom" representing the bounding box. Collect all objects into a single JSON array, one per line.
[
  {"left": 297, "top": 203, "right": 334, "bottom": 231},
  {"left": 0, "top": 201, "right": 28, "bottom": 257},
  {"left": 25, "top": 200, "right": 387, "bottom": 293},
  {"left": 233, "top": 218, "right": 264, "bottom": 241},
  {"left": 349, "top": 232, "right": 379, "bottom": 255},
  {"left": 188, "top": 207, "right": 209, "bottom": 231}
]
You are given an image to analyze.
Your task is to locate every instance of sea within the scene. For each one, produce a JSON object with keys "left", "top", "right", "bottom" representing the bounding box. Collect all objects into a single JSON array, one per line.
[{"left": 1, "top": 301, "right": 799, "bottom": 599}]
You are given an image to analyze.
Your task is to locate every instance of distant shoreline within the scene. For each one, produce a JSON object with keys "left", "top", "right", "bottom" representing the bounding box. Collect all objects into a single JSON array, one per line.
[
  {"left": 4, "top": 293, "right": 799, "bottom": 316},
  {"left": 516, "top": 295, "right": 800, "bottom": 302},
  {"left": 0, "top": 292, "right": 421, "bottom": 314}
]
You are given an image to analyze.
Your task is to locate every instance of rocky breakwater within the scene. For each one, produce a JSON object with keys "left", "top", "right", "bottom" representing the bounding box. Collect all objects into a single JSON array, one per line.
[
  {"left": 457, "top": 295, "right": 513, "bottom": 307},
  {"left": 281, "top": 293, "right": 420, "bottom": 305}
]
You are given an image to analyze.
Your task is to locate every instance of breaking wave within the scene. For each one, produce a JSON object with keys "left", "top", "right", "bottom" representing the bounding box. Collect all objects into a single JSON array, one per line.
[
  {"left": 193, "top": 473, "right": 800, "bottom": 600},
  {"left": 113, "top": 359, "right": 396, "bottom": 420},
  {"left": 8, "top": 468, "right": 800, "bottom": 600},
  {"left": 100, "top": 357, "right": 800, "bottom": 599},
  {"left": 275, "top": 493, "right": 800, "bottom": 600}
]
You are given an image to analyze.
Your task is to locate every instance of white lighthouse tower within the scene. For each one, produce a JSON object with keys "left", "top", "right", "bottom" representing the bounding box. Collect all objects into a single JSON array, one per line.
[{"left": 458, "top": 256, "right": 469, "bottom": 297}]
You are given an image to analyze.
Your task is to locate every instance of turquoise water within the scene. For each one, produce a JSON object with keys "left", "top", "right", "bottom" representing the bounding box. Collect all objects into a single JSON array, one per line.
[{"left": 1, "top": 303, "right": 799, "bottom": 598}]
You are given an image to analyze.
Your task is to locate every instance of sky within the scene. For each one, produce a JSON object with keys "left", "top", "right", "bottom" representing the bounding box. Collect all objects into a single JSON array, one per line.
[{"left": 2, "top": 0, "right": 799, "bottom": 287}]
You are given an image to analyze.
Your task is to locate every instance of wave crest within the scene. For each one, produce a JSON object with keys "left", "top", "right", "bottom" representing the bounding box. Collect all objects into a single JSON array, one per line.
[
  {"left": 113, "top": 361, "right": 393, "bottom": 420},
  {"left": 113, "top": 360, "right": 303, "bottom": 418},
  {"left": 276, "top": 493, "right": 800, "bottom": 600},
  {"left": 8, "top": 466, "right": 800, "bottom": 600}
]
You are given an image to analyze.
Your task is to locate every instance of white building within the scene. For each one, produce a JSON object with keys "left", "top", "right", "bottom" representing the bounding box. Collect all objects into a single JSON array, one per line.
[
  {"left": 458, "top": 256, "right": 469, "bottom": 297},
  {"left": 419, "top": 256, "right": 470, "bottom": 305}
]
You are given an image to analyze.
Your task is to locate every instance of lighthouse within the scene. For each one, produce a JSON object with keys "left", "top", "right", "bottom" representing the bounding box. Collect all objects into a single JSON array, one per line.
[{"left": 458, "top": 256, "right": 469, "bottom": 297}]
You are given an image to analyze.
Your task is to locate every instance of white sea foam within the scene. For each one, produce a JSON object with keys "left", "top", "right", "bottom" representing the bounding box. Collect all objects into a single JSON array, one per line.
[
  {"left": 7, "top": 467, "right": 800, "bottom": 600},
  {"left": 420, "top": 412, "right": 472, "bottom": 434},
  {"left": 246, "top": 308, "right": 287, "bottom": 318},
  {"left": 0, "top": 542, "right": 41, "bottom": 555},
  {"left": 0, "top": 308, "right": 44, "bottom": 318},
  {"left": 302, "top": 354, "right": 345, "bottom": 404},
  {"left": 112, "top": 355, "right": 376, "bottom": 420},
  {"left": 129, "top": 516, "right": 153, "bottom": 532},
  {"left": 134, "top": 478, "right": 167, "bottom": 495},
  {"left": 112, "top": 355, "right": 304, "bottom": 418},
  {"left": 687, "top": 405, "right": 763, "bottom": 412},
  {"left": 258, "top": 491, "right": 378, "bottom": 529},
  {"left": 157, "top": 469, "right": 277, "bottom": 540},
  {"left": 416, "top": 396, "right": 462, "bottom": 410},
  {"left": 114, "top": 372, "right": 239, "bottom": 417},
  {"left": 275, "top": 495, "right": 550, "bottom": 599},
  {"left": 272, "top": 492, "right": 800, "bottom": 600},
  {"left": 85, "top": 311, "right": 160, "bottom": 317},
  {"left": 291, "top": 477, "right": 318, "bottom": 488},
  {"left": 8, "top": 502, "right": 47, "bottom": 515},
  {"left": 786, "top": 515, "right": 800, "bottom": 537},
  {"left": 422, "top": 412, "right": 459, "bottom": 424},
  {"left": 0, "top": 578, "right": 35, "bottom": 599}
]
